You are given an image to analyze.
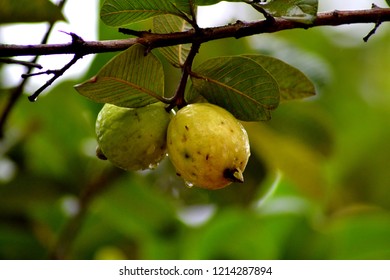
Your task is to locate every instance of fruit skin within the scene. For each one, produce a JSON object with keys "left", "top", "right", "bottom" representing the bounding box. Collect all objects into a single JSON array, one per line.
[
  {"left": 96, "top": 102, "right": 171, "bottom": 171},
  {"left": 167, "top": 103, "right": 250, "bottom": 190}
]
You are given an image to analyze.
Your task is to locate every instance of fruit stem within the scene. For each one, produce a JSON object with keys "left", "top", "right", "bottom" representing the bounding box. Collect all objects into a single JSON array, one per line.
[{"left": 166, "top": 41, "right": 201, "bottom": 112}]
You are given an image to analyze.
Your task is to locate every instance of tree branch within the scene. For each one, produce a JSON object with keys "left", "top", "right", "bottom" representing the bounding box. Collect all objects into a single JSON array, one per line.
[
  {"left": 1, "top": 7, "right": 390, "bottom": 58},
  {"left": 0, "top": 0, "right": 68, "bottom": 138}
]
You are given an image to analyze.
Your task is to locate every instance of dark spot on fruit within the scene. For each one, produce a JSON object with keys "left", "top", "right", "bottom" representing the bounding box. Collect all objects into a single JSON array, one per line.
[
  {"left": 221, "top": 121, "right": 225, "bottom": 125},
  {"left": 230, "top": 129, "right": 234, "bottom": 133},
  {"left": 206, "top": 154, "right": 210, "bottom": 160},
  {"left": 182, "top": 134, "right": 187, "bottom": 142},
  {"left": 197, "top": 151, "right": 201, "bottom": 155},
  {"left": 176, "top": 172, "right": 181, "bottom": 177},
  {"left": 185, "top": 125, "right": 189, "bottom": 131},
  {"left": 184, "top": 152, "right": 191, "bottom": 159}
]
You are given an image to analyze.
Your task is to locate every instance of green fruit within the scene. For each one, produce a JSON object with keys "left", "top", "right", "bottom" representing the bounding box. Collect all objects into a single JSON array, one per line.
[
  {"left": 96, "top": 102, "right": 171, "bottom": 171},
  {"left": 167, "top": 103, "right": 250, "bottom": 190}
]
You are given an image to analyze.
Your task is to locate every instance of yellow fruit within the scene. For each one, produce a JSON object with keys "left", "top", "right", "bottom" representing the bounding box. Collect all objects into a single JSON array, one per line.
[
  {"left": 96, "top": 102, "right": 171, "bottom": 171},
  {"left": 167, "top": 103, "right": 250, "bottom": 190}
]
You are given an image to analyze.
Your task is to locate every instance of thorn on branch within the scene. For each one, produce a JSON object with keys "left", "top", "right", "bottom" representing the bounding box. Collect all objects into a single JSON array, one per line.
[{"left": 59, "top": 31, "right": 85, "bottom": 45}]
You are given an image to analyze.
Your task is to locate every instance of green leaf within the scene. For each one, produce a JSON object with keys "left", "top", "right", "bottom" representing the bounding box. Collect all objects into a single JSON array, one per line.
[
  {"left": 184, "top": 209, "right": 282, "bottom": 259},
  {"left": 153, "top": 14, "right": 191, "bottom": 66},
  {"left": 75, "top": 44, "right": 164, "bottom": 108},
  {"left": 252, "top": 0, "right": 318, "bottom": 24},
  {"left": 193, "top": 0, "right": 220, "bottom": 5},
  {"left": 190, "top": 56, "right": 279, "bottom": 121},
  {"left": 243, "top": 55, "right": 315, "bottom": 101},
  {"left": 387, "top": 0, "right": 390, "bottom": 8},
  {"left": 323, "top": 212, "right": 390, "bottom": 259},
  {"left": 100, "top": 0, "right": 192, "bottom": 27},
  {"left": 0, "top": 0, "right": 65, "bottom": 24},
  {"left": 245, "top": 122, "right": 326, "bottom": 199},
  {"left": 91, "top": 176, "right": 178, "bottom": 240},
  {"left": 194, "top": 0, "right": 242, "bottom": 6}
]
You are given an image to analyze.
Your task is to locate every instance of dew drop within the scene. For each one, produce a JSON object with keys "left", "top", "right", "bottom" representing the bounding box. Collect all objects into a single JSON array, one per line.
[
  {"left": 184, "top": 181, "right": 194, "bottom": 188},
  {"left": 28, "top": 95, "right": 38, "bottom": 102}
]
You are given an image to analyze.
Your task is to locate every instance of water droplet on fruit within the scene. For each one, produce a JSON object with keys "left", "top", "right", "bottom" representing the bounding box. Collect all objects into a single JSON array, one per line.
[{"left": 184, "top": 181, "right": 194, "bottom": 188}]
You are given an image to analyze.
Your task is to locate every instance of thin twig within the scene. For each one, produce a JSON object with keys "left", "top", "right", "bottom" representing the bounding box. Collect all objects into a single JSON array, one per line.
[
  {"left": 363, "top": 20, "right": 382, "bottom": 42},
  {"left": 21, "top": 69, "right": 58, "bottom": 78},
  {"left": 166, "top": 41, "right": 201, "bottom": 111},
  {"left": 244, "top": 0, "right": 275, "bottom": 22},
  {"left": 188, "top": 0, "right": 200, "bottom": 32},
  {"left": 0, "top": 0, "right": 68, "bottom": 138},
  {"left": 0, "top": 58, "right": 43, "bottom": 69},
  {"left": 24, "top": 32, "right": 86, "bottom": 101},
  {"left": 164, "top": 1, "right": 201, "bottom": 109},
  {"left": 28, "top": 53, "right": 83, "bottom": 102}
]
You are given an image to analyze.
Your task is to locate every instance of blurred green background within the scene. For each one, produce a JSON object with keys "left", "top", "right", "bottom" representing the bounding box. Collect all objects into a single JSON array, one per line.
[{"left": 1, "top": 1, "right": 390, "bottom": 260}]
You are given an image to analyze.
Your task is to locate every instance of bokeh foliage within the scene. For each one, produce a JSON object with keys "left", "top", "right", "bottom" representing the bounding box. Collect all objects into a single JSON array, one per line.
[{"left": 1, "top": 1, "right": 390, "bottom": 260}]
